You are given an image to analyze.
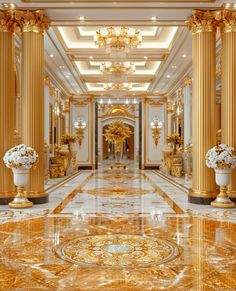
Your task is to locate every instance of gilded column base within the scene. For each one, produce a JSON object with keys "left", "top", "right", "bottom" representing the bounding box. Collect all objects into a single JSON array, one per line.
[
  {"left": 227, "top": 190, "right": 236, "bottom": 202},
  {"left": 0, "top": 192, "right": 48, "bottom": 205},
  {"left": 0, "top": 191, "right": 16, "bottom": 205},
  {"left": 27, "top": 191, "right": 49, "bottom": 204},
  {"left": 189, "top": 189, "right": 216, "bottom": 205}
]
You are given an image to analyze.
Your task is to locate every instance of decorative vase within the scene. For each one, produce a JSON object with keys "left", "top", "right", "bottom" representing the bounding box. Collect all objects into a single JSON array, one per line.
[
  {"left": 8, "top": 168, "right": 33, "bottom": 209},
  {"left": 211, "top": 168, "right": 235, "bottom": 208}
]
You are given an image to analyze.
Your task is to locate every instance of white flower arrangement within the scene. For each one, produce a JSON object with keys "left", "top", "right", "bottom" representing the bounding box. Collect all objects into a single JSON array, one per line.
[
  {"left": 205, "top": 144, "right": 236, "bottom": 169},
  {"left": 3, "top": 144, "right": 38, "bottom": 169}
]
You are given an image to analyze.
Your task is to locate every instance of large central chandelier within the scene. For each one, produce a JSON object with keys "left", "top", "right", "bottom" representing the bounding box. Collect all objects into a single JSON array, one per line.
[
  {"left": 94, "top": 27, "right": 142, "bottom": 52},
  {"left": 100, "top": 62, "right": 135, "bottom": 75},
  {"left": 104, "top": 83, "right": 132, "bottom": 91}
]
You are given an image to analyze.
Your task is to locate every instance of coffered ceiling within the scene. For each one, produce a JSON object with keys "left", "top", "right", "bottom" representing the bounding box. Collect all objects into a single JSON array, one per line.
[{"left": 2, "top": 0, "right": 231, "bottom": 101}]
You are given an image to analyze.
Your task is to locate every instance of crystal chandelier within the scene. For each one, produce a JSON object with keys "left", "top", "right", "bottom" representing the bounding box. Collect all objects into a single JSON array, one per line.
[
  {"left": 104, "top": 83, "right": 132, "bottom": 91},
  {"left": 100, "top": 62, "right": 135, "bottom": 75},
  {"left": 94, "top": 27, "right": 142, "bottom": 52}
]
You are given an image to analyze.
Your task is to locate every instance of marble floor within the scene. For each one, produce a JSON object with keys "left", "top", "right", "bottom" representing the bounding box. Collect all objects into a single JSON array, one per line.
[{"left": 0, "top": 165, "right": 236, "bottom": 290}]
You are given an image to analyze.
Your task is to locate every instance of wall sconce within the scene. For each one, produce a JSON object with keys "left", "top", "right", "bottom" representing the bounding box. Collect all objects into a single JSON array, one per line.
[
  {"left": 74, "top": 117, "right": 86, "bottom": 146},
  {"left": 150, "top": 116, "right": 163, "bottom": 146}
]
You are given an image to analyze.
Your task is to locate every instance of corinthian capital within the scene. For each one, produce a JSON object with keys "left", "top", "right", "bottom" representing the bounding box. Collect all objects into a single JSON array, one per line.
[
  {"left": 186, "top": 10, "right": 218, "bottom": 34},
  {"left": 220, "top": 10, "right": 236, "bottom": 33},
  {"left": 15, "top": 10, "right": 50, "bottom": 32},
  {"left": 0, "top": 10, "right": 17, "bottom": 32}
]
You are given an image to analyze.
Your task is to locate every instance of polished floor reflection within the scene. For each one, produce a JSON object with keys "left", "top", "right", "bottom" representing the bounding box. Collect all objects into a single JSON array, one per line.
[{"left": 0, "top": 168, "right": 236, "bottom": 290}]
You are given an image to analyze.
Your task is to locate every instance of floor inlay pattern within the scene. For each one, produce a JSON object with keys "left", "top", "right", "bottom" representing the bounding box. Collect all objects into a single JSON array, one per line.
[
  {"left": 98, "top": 174, "right": 140, "bottom": 183},
  {"left": 85, "top": 186, "right": 150, "bottom": 196},
  {"left": 59, "top": 234, "right": 181, "bottom": 268}
]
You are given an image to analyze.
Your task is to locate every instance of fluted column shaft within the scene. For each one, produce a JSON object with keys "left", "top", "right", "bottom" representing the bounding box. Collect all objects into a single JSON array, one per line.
[
  {"left": 187, "top": 11, "right": 217, "bottom": 203},
  {"left": 221, "top": 11, "right": 236, "bottom": 200},
  {"left": 0, "top": 12, "right": 16, "bottom": 199},
  {"left": 21, "top": 11, "right": 50, "bottom": 200}
]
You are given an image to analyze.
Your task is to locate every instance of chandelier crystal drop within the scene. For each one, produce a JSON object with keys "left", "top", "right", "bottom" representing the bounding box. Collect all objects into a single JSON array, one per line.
[{"left": 94, "top": 27, "right": 142, "bottom": 52}]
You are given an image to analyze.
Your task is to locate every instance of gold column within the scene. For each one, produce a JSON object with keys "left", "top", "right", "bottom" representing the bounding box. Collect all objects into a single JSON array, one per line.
[
  {"left": 20, "top": 11, "right": 50, "bottom": 202},
  {"left": 221, "top": 10, "right": 236, "bottom": 200},
  {"left": 187, "top": 11, "right": 217, "bottom": 203},
  {"left": 0, "top": 11, "right": 16, "bottom": 201}
]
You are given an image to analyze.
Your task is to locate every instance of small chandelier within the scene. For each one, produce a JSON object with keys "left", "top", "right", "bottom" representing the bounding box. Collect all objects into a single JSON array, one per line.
[
  {"left": 74, "top": 117, "right": 86, "bottom": 147},
  {"left": 100, "top": 62, "right": 135, "bottom": 75},
  {"left": 150, "top": 117, "right": 163, "bottom": 146},
  {"left": 94, "top": 27, "right": 142, "bottom": 52},
  {"left": 104, "top": 83, "right": 132, "bottom": 91}
]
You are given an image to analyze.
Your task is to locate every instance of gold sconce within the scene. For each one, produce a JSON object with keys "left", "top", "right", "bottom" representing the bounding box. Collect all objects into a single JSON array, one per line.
[
  {"left": 150, "top": 116, "right": 163, "bottom": 146},
  {"left": 74, "top": 117, "right": 86, "bottom": 147}
]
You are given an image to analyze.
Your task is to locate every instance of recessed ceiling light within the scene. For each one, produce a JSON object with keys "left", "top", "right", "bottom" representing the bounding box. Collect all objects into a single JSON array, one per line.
[
  {"left": 79, "top": 16, "right": 85, "bottom": 21},
  {"left": 59, "top": 65, "right": 65, "bottom": 69},
  {"left": 172, "top": 65, "right": 177, "bottom": 69},
  {"left": 182, "top": 54, "right": 187, "bottom": 58},
  {"left": 89, "top": 56, "right": 93, "bottom": 60},
  {"left": 167, "top": 74, "right": 170, "bottom": 78},
  {"left": 49, "top": 54, "right": 54, "bottom": 58},
  {"left": 151, "top": 16, "right": 158, "bottom": 21},
  {"left": 144, "top": 56, "right": 148, "bottom": 60},
  {"left": 65, "top": 75, "right": 70, "bottom": 78}
]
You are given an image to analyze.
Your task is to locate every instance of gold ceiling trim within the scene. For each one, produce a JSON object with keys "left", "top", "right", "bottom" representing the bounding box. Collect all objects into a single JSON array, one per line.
[
  {"left": 9, "top": 5, "right": 220, "bottom": 11},
  {"left": 22, "top": 0, "right": 216, "bottom": 3},
  {"left": 144, "top": 97, "right": 167, "bottom": 106},
  {"left": 46, "top": 30, "right": 85, "bottom": 93},
  {"left": 100, "top": 104, "right": 137, "bottom": 119}
]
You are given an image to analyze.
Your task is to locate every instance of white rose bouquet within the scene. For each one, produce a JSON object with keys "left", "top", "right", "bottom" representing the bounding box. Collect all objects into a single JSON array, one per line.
[
  {"left": 3, "top": 144, "right": 38, "bottom": 169},
  {"left": 205, "top": 144, "right": 236, "bottom": 169}
]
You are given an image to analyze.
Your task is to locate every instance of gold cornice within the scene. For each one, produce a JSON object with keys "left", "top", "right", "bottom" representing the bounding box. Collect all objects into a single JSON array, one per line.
[{"left": 186, "top": 10, "right": 219, "bottom": 34}]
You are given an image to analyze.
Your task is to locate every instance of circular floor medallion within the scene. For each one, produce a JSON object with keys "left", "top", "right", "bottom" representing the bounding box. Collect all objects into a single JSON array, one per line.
[{"left": 59, "top": 234, "right": 181, "bottom": 268}]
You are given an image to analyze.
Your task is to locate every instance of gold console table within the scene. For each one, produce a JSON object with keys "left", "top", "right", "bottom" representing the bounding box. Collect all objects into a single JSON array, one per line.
[
  {"left": 110, "top": 163, "right": 128, "bottom": 170},
  {"left": 165, "top": 154, "right": 183, "bottom": 177}
]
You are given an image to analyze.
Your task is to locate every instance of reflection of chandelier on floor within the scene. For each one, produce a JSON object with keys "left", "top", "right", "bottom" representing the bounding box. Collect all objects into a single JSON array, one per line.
[
  {"left": 94, "top": 27, "right": 142, "bottom": 54},
  {"left": 100, "top": 62, "right": 135, "bottom": 75},
  {"left": 104, "top": 83, "right": 132, "bottom": 91}
]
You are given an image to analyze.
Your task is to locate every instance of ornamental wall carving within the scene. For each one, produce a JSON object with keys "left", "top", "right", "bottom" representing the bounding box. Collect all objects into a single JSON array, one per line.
[{"left": 0, "top": 10, "right": 50, "bottom": 32}]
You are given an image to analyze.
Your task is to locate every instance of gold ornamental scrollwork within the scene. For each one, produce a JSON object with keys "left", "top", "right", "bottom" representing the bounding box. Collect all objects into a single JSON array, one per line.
[
  {"left": 0, "top": 10, "right": 50, "bottom": 33},
  {"left": 220, "top": 10, "right": 236, "bottom": 33},
  {"left": 15, "top": 10, "right": 50, "bottom": 33},
  {"left": 183, "top": 76, "right": 192, "bottom": 87},
  {"left": 186, "top": 10, "right": 219, "bottom": 34},
  {"left": 0, "top": 10, "right": 16, "bottom": 32}
]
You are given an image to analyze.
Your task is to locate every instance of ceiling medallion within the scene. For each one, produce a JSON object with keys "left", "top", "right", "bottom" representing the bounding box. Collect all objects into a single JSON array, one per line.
[
  {"left": 104, "top": 83, "right": 132, "bottom": 91},
  {"left": 94, "top": 27, "right": 142, "bottom": 52},
  {"left": 100, "top": 62, "right": 135, "bottom": 75}
]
